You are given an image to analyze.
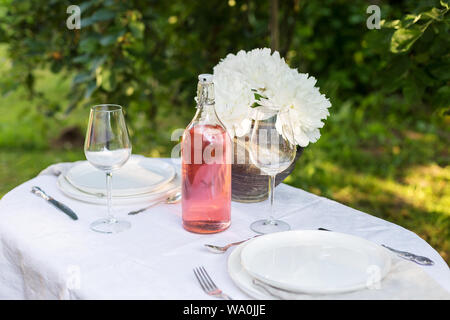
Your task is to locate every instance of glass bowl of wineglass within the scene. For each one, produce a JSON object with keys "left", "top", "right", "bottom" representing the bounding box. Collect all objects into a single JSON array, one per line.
[
  {"left": 84, "top": 104, "right": 132, "bottom": 234},
  {"left": 248, "top": 107, "right": 297, "bottom": 234}
]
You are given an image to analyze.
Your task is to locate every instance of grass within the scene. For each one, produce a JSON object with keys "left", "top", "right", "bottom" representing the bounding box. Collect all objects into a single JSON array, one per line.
[
  {"left": 0, "top": 45, "right": 449, "bottom": 263},
  {"left": 286, "top": 156, "right": 450, "bottom": 261},
  {"left": 0, "top": 149, "right": 85, "bottom": 196}
]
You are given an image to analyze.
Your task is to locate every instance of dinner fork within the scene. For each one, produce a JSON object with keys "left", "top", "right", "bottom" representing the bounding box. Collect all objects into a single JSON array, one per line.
[{"left": 193, "top": 266, "right": 233, "bottom": 300}]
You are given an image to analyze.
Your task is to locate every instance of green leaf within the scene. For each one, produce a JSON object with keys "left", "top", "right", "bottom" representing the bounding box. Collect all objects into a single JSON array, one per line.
[
  {"left": 92, "top": 9, "right": 116, "bottom": 21},
  {"left": 79, "top": 0, "right": 97, "bottom": 13},
  {"left": 402, "top": 14, "right": 422, "bottom": 28},
  {"left": 129, "top": 21, "right": 145, "bottom": 39},
  {"left": 73, "top": 72, "right": 93, "bottom": 84},
  {"left": 386, "top": 55, "right": 411, "bottom": 80},
  {"left": 390, "top": 22, "right": 431, "bottom": 53},
  {"left": 82, "top": 9, "right": 116, "bottom": 27},
  {"left": 84, "top": 80, "right": 97, "bottom": 99},
  {"left": 381, "top": 19, "right": 401, "bottom": 29},
  {"left": 402, "top": 77, "right": 423, "bottom": 105},
  {"left": 429, "top": 62, "right": 450, "bottom": 81},
  {"left": 100, "top": 35, "right": 115, "bottom": 46},
  {"left": 432, "top": 86, "right": 450, "bottom": 108},
  {"left": 421, "top": 7, "right": 448, "bottom": 21},
  {"left": 100, "top": 34, "right": 119, "bottom": 46},
  {"left": 90, "top": 55, "right": 107, "bottom": 72},
  {"left": 100, "top": 69, "right": 116, "bottom": 92},
  {"left": 79, "top": 37, "right": 99, "bottom": 53},
  {"left": 72, "top": 54, "right": 90, "bottom": 64},
  {"left": 412, "top": 66, "right": 435, "bottom": 87}
]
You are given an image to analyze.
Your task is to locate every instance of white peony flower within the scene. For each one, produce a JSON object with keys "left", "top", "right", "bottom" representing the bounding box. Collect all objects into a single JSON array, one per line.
[{"left": 213, "top": 48, "right": 331, "bottom": 147}]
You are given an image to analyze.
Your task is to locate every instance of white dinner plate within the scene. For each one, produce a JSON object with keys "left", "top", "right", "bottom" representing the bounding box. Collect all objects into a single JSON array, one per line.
[
  {"left": 240, "top": 230, "right": 391, "bottom": 295},
  {"left": 57, "top": 170, "right": 180, "bottom": 205},
  {"left": 65, "top": 156, "right": 176, "bottom": 197}
]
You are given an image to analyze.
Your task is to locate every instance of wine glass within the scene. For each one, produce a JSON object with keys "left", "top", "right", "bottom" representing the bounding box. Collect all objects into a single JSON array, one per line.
[
  {"left": 248, "top": 107, "right": 296, "bottom": 234},
  {"left": 84, "top": 104, "right": 132, "bottom": 233}
]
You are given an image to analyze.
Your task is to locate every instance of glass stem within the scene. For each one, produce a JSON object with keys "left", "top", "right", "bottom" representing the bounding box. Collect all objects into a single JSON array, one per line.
[
  {"left": 106, "top": 171, "right": 115, "bottom": 223},
  {"left": 267, "top": 174, "right": 276, "bottom": 225}
]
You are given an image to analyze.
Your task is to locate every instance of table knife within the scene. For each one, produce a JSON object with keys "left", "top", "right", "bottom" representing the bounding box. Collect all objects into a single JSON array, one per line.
[
  {"left": 31, "top": 186, "right": 78, "bottom": 220},
  {"left": 317, "top": 227, "right": 434, "bottom": 265}
]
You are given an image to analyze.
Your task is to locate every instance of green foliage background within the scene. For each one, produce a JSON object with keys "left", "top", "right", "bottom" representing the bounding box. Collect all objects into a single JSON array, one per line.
[{"left": 0, "top": 0, "right": 449, "bottom": 261}]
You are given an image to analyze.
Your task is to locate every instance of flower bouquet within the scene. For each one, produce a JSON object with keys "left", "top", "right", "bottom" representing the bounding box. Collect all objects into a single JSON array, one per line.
[{"left": 213, "top": 48, "right": 331, "bottom": 202}]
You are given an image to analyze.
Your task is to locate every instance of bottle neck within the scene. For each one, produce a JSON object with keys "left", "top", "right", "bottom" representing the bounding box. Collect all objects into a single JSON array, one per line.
[
  {"left": 196, "top": 102, "right": 219, "bottom": 124},
  {"left": 197, "top": 81, "right": 214, "bottom": 105},
  {"left": 195, "top": 81, "right": 220, "bottom": 124}
]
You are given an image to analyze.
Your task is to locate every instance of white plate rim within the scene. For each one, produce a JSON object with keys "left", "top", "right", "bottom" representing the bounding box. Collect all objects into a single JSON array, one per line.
[
  {"left": 57, "top": 172, "right": 180, "bottom": 205},
  {"left": 65, "top": 157, "right": 176, "bottom": 196},
  {"left": 240, "top": 230, "right": 392, "bottom": 295},
  {"left": 227, "top": 240, "right": 275, "bottom": 300}
]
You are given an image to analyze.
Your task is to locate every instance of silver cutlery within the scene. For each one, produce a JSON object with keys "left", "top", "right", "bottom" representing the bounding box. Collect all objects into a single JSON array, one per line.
[
  {"left": 127, "top": 191, "right": 181, "bottom": 215},
  {"left": 204, "top": 235, "right": 260, "bottom": 253},
  {"left": 252, "top": 278, "right": 292, "bottom": 300},
  {"left": 381, "top": 244, "right": 434, "bottom": 265},
  {"left": 193, "top": 266, "right": 232, "bottom": 300},
  {"left": 31, "top": 186, "right": 78, "bottom": 220},
  {"left": 318, "top": 228, "right": 434, "bottom": 266}
]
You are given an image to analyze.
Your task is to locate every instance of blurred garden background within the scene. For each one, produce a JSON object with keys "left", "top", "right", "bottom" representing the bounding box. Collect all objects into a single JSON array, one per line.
[{"left": 0, "top": 0, "right": 449, "bottom": 261}]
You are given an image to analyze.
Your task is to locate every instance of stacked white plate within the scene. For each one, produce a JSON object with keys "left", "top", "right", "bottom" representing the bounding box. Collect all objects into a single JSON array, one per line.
[
  {"left": 57, "top": 156, "right": 180, "bottom": 205},
  {"left": 228, "top": 230, "right": 392, "bottom": 299}
]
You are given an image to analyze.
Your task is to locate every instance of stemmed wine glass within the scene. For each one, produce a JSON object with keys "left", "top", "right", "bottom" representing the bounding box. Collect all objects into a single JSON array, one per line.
[
  {"left": 248, "top": 107, "right": 297, "bottom": 234},
  {"left": 84, "top": 104, "right": 132, "bottom": 233}
]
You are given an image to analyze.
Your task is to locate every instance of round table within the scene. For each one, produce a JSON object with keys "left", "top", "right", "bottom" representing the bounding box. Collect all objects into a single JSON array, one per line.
[{"left": 0, "top": 158, "right": 448, "bottom": 299}]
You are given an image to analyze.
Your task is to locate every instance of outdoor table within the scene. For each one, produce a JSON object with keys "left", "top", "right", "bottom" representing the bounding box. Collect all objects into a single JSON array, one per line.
[{"left": 0, "top": 158, "right": 448, "bottom": 299}]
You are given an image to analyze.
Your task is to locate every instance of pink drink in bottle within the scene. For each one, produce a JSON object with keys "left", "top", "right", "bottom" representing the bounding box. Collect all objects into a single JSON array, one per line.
[{"left": 181, "top": 74, "right": 231, "bottom": 233}]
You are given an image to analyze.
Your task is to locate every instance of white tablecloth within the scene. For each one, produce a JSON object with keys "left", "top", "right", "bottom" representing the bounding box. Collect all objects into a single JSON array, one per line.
[{"left": 0, "top": 158, "right": 449, "bottom": 299}]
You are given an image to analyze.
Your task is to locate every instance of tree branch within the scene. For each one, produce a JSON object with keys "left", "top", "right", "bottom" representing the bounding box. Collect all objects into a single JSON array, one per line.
[{"left": 270, "top": 0, "right": 279, "bottom": 51}]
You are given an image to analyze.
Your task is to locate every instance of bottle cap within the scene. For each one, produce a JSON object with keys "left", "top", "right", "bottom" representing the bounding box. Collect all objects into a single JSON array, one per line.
[
  {"left": 196, "top": 74, "right": 214, "bottom": 105},
  {"left": 198, "top": 74, "right": 214, "bottom": 83}
]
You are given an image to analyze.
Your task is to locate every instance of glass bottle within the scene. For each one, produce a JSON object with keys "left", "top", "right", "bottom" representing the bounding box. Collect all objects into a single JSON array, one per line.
[{"left": 181, "top": 74, "right": 231, "bottom": 233}]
